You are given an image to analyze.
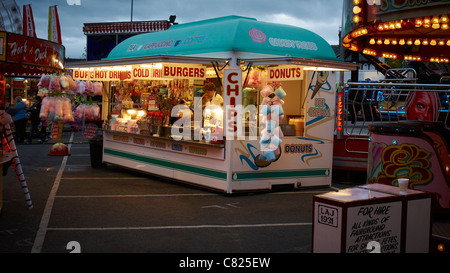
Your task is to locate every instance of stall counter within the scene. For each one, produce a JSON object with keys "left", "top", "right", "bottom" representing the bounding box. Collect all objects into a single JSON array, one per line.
[
  {"left": 102, "top": 129, "right": 333, "bottom": 193},
  {"left": 103, "top": 130, "right": 229, "bottom": 192}
]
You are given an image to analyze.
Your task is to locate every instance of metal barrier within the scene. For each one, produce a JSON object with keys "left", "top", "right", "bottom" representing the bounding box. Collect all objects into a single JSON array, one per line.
[{"left": 342, "top": 81, "right": 450, "bottom": 137}]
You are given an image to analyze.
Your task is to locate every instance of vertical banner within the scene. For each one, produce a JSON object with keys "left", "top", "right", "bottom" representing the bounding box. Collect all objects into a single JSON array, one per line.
[
  {"left": 22, "top": 4, "right": 37, "bottom": 37},
  {"left": 48, "top": 5, "right": 62, "bottom": 44},
  {"left": 223, "top": 69, "right": 242, "bottom": 140}
]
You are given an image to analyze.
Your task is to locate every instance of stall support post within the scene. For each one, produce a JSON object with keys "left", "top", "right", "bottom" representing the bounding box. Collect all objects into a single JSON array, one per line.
[
  {"left": 0, "top": 162, "right": 2, "bottom": 214},
  {"left": 225, "top": 139, "right": 233, "bottom": 194},
  {"left": 0, "top": 74, "right": 5, "bottom": 109}
]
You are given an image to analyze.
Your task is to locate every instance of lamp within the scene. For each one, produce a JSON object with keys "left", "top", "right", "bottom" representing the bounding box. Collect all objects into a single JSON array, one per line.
[{"left": 169, "top": 15, "right": 177, "bottom": 25}]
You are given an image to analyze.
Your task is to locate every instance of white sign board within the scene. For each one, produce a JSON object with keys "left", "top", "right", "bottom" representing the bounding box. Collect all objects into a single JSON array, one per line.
[
  {"left": 223, "top": 69, "right": 242, "bottom": 139},
  {"left": 346, "top": 202, "right": 402, "bottom": 253},
  {"left": 268, "top": 65, "right": 303, "bottom": 81}
]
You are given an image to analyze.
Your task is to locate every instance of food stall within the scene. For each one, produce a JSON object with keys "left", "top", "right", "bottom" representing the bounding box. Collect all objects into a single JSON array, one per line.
[
  {"left": 0, "top": 31, "right": 65, "bottom": 210},
  {"left": 0, "top": 31, "right": 65, "bottom": 105},
  {"left": 68, "top": 16, "right": 358, "bottom": 193}
]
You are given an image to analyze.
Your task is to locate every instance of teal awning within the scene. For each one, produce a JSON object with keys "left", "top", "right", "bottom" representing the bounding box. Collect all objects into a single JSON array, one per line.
[{"left": 106, "top": 15, "right": 339, "bottom": 62}]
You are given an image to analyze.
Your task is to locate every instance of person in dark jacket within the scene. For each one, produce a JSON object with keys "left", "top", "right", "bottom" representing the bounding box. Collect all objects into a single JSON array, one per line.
[
  {"left": 27, "top": 96, "right": 46, "bottom": 144},
  {"left": 12, "top": 96, "right": 28, "bottom": 143}
]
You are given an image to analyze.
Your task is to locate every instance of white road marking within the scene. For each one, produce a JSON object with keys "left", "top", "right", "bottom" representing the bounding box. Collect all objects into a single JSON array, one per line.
[
  {"left": 31, "top": 133, "right": 74, "bottom": 253},
  {"left": 47, "top": 222, "right": 313, "bottom": 231}
]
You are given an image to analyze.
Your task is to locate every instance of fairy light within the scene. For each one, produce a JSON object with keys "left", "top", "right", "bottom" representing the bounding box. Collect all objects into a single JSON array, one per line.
[
  {"left": 432, "top": 16, "right": 440, "bottom": 24},
  {"left": 363, "top": 48, "right": 377, "bottom": 56},
  {"left": 389, "top": 22, "right": 395, "bottom": 29},
  {"left": 429, "top": 57, "right": 449, "bottom": 63},
  {"left": 415, "top": 18, "right": 423, "bottom": 27},
  {"left": 342, "top": 11, "right": 450, "bottom": 62},
  {"left": 382, "top": 52, "right": 397, "bottom": 59},
  {"left": 353, "top": 0, "right": 362, "bottom": 24}
]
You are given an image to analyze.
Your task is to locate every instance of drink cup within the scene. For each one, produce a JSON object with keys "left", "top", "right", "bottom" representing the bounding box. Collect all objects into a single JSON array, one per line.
[{"left": 398, "top": 178, "right": 409, "bottom": 193}]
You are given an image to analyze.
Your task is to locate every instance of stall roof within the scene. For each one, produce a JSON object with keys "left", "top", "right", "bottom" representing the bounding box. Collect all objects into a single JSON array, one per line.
[
  {"left": 68, "top": 16, "right": 358, "bottom": 71},
  {"left": 107, "top": 15, "right": 337, "bottom": 61}
]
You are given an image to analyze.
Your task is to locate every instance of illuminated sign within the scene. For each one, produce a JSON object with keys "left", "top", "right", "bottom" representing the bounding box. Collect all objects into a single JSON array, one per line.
[
  {"left": 72, "top": 64, "right": 206, "bottom": 81},
  {"left": 336, "top": 92, "right": 344, "bottom": 133},
  {"left": 268, "top": 65, "right": 303, "bottom": 81},
  {"left": 162, "top": 64, "right": 206, "bottom": 80},
  {"left": 223, "top": 69, "right": 242, "bottom": 139},
  {"left": 73, "top": 69, "right": 132, "bottom": 81}
]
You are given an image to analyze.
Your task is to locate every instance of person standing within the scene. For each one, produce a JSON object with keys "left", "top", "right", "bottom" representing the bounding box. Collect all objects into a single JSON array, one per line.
[
  {"left": 12, "top": 96, "right": 28, "bottom": 144},
  {"left": 202, "top": 82, "right": 223, "bottom": 108},
  {"left": 28, "top": 96, "right": 46, "bottom": 144}
]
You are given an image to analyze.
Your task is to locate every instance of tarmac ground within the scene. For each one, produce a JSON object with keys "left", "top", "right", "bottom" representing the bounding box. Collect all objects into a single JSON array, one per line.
[{"left": 0, "top": 129, "right": 449, "bottom": 256}]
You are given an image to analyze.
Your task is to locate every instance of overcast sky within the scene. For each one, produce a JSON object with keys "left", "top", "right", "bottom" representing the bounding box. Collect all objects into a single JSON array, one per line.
[{"left": 14, "top": 0, "right": 343, "bottom": 58}]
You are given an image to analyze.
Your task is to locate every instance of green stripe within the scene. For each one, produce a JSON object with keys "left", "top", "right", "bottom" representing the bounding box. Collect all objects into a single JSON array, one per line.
[
  {"left": 232, "top": 168, "right": 329, "bottom": 181},
  {"left": 104, "top": 148, "right": 227, "bottom": 180}
]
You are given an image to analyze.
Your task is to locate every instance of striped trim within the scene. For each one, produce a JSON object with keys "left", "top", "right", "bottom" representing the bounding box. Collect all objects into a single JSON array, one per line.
[
  {"left": 104, "top": 148, "right": 330, "bottom": 183},
  {"left": 232, "top": 168, "right": 329, "bottom": 181},
  {"left": 104, "top": 148, "right": 227, "bottom": 181}
]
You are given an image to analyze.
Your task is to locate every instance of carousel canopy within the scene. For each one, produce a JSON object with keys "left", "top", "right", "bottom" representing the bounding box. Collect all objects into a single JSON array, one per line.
[
  {"left": 342, "top": 0, "right": 450, "bottom": 63},
  {"left": 106, "top": 15, "right": 339, "bottom": 62}
]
